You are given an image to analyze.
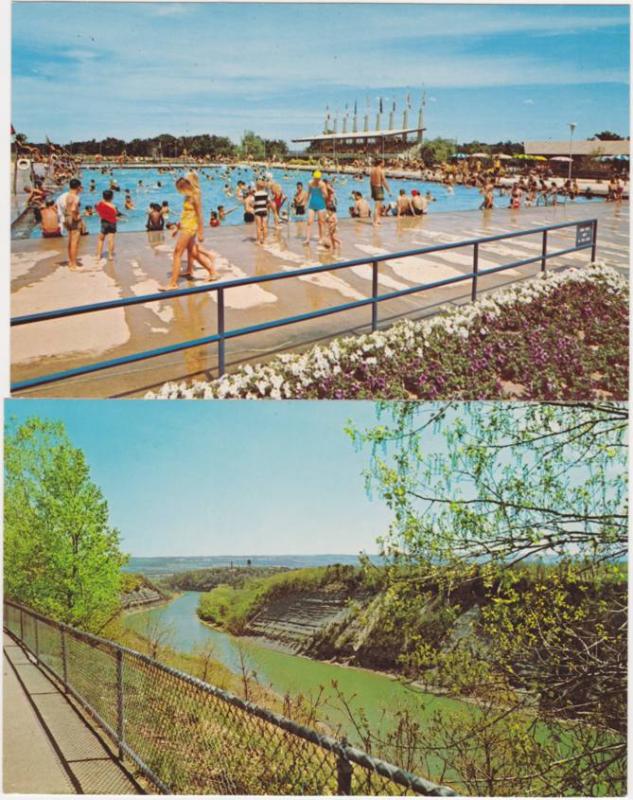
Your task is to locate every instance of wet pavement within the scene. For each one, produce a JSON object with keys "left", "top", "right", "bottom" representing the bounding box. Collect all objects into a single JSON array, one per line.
[{"left": 11, "top": 201, "right": 629, "bottom": 398}]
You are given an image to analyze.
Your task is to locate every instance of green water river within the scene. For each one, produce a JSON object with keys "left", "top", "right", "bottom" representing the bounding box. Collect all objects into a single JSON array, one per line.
[{"left": 123, "top": 591, "right": 469, "bottom": 745}]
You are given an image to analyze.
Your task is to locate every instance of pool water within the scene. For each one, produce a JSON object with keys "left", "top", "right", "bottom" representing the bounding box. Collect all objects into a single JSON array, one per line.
[{"left": 33, "top": 164, "right": 598, "bottom": 239}]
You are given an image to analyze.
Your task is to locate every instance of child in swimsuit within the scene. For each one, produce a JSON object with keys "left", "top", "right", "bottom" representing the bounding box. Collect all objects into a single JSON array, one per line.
[{"left": 326, "top": 208, "right": 341, "bottom": 251}]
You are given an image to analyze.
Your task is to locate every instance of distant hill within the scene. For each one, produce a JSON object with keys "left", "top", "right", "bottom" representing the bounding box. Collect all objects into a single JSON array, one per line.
[
  {"left": 160, "top": 565, "right": 290, "bottom": 592},
  {"left": 125, "top": 554, "right": 380, "bottom": 577}
]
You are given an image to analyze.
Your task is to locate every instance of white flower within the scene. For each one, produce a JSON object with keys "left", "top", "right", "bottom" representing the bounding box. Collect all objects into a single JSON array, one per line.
[{"left": 147, "top": 262, "right": 624, "bottom": 399}]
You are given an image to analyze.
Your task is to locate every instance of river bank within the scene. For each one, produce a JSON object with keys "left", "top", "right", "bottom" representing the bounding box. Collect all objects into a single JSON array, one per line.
[{"left": 121, "top": 591, "right": 471, "bottom": 753}]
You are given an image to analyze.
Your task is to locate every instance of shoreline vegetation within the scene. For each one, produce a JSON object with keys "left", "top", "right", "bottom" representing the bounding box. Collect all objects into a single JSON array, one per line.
[
  {"left": 116, "top": 557, "right": 626, "bottom": 793},
  {"left": 6, "top": 404, "right": 626, "bottom": 795}
]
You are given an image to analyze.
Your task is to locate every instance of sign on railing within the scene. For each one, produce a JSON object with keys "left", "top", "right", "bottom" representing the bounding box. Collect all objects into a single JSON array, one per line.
[{"left": 576, "top": 221, "right": 595, "bottom": 247}]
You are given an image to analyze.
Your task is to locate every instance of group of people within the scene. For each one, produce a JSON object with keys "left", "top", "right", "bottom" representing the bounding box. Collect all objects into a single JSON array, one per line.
[
  {"left": 475, "top": 174, "right": 619, "bottom": 211},
  {"left": 25, "top": 150, "right": 628, "bottom": 291},
  {"left": 607, "top": 176, "right": 626, "bottom": 202}
]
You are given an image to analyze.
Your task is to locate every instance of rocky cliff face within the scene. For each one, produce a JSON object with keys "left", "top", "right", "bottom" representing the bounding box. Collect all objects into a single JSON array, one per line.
[
  {"left": 244, "top": 592, "right": 360, "bottom": 653},
  {"left": 240, "top": 583, "right": 489, "bottom": 671},
  {"left": 122, "top": 586, "right": 165, "bottom": 609}
]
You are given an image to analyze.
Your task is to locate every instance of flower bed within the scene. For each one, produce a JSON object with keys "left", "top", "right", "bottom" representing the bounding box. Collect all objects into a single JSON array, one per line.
[{"left": 146, "top": 264, "right": 628, "bottom": 401}]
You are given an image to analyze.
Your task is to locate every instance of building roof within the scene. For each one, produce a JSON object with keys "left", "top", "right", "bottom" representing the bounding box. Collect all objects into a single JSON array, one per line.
[
  {"left": 524, "top": 139, "right": 630, "bottom": 156},
  {"left": 292, "top": 126, "right": 425, "bottom": 143}
]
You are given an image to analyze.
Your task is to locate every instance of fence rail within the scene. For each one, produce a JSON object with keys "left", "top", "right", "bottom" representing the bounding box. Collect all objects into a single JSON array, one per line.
[
  {"left": 3, "top": 600, "right": 456, "bottom": 796},
  {"left": 11, "top": 218, "right": 597, "bottom": 393}
]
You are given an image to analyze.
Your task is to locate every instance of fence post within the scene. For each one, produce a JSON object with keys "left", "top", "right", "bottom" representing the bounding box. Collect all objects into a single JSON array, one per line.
[
  {"left": 217, "top": 288, "right": 226, "bottom": 378},
  {"left": 19, "top": 607, "right": 24, "bottom": 643},
  {"left": 61, "top": 627, "right": 68, "bottom": 692},
  {"left": 337, "top": 738, "right": 353, "bottom": 795},
  {"left": 591, "top": 219, "right": 598, "bottom": 262},
  {"left": 471, "top": 243, "right": 479, "bottom": 302},
  {"left": 371, "top": 261, "right": 378, "bottom": 332},
  {"left": 541, "top": 230, "right": 548, "bottom": 273},
  {"left": 34, "top": 616, "right": 40, "bottom": 662},
  {"left": 116, "top": 648, "right": 125, "bottom": 761}
]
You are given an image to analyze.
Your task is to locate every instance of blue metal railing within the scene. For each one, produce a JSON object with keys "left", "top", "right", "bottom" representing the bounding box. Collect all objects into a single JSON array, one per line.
[{"left": 11, "top": 217, "right": 598, "bottom": 392}]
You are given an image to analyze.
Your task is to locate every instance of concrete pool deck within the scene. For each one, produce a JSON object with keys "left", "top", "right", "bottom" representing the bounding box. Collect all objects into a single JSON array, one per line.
[{"left": 11, "top": 201, "right": 629, "bottom": 398}]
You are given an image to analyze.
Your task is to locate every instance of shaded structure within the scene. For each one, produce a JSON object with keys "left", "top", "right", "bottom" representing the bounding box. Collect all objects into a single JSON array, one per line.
[
  {"left": 524, "top": 139, "right": 630, "bottom": 157},
  {"left": 293, "top": 95, "right": 427, "bottom": 160},
  {"left": 292, "top": 127, "right": 426, "bottom": 161}
]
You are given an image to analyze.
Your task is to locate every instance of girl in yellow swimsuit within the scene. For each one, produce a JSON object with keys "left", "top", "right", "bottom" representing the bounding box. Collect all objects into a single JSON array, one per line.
[{"left": 160, "top": 172, "right": 218, "bottom": 291}]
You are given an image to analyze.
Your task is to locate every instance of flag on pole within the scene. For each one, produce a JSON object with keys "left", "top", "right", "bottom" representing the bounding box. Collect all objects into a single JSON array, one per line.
[
  {"left": 379, "top": 97, "right": 383, "bottom": 113},
  {"left": 354, "top": 99, "right": 357, "bottom": 115}
]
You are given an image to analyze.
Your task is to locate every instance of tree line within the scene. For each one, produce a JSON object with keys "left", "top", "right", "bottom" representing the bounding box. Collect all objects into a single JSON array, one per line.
[{"left": 23, "top": 130, "right": 290, "bottom": 159}]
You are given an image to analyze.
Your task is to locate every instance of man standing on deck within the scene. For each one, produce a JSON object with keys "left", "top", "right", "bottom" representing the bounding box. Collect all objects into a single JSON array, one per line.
[
  {"left": 369, "top": 159, "right": 391, "bottom": 226},
  {"left": 59, "top": 178, "right": 83, "bottom": 269}
]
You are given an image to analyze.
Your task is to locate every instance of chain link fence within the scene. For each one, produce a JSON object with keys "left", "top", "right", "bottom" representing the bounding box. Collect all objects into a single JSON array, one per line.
[{"left": 4, "top": 600, "right": 456, "bottom": 796}]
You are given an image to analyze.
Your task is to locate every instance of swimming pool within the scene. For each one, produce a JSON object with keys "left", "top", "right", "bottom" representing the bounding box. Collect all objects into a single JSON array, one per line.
[{"left": 32, "top": 164, "right": 599, "bottom": 238}]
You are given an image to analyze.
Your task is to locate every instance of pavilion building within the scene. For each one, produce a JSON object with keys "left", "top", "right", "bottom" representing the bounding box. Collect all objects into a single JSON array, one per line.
[{"left": 292, "top": 95, "right": 427, "bottom": 161}]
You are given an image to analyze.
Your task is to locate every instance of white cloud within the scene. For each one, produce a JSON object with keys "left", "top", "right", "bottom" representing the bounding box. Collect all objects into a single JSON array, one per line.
[
  {"left": 524, "top": 99, "right": 535, "bottom": 105},
  {"left": 152, "top": 5, "right": 189, "bottom": 17}
]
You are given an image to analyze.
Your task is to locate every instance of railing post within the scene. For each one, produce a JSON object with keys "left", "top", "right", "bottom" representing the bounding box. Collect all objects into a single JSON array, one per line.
[
  {"left": 34, "top": 616, "right": 40, "bottom": 662},
  {"left": 217, "top": 288, "right": 226, "bottom": 377},
  {"left": 541, "top": 230, "right": 548, "bottom": 273},
  {"left": 371, "top": 261, "right": 378, "bottom": 332},
  {"left": 19, "top": 607, "right": 24, "bottom": 643},
  {"left": 591, "top": 219, "right": 598, "bottom": 262},
  {"left": 471, "top": 243, "right": 479, "bottom": 302},
  {"left": 116, "top": 648, "right": 125, "bottom": 761},
  {"left": 61, "top": 627, "right": 68, "bottom": 693},
  {"left": 337, "top": 738, "right": 353, "bottom": 795}
]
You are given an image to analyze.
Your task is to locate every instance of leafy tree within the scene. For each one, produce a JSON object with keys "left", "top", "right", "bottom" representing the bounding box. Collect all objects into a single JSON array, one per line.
[
  {"left": 4, "top": 417, "right": 127, "bottom": 632},
  {"left": 262, "top": 138, "right": 289, "bottom": 159},
  {"left": 418, "top": 137, "right": 456, "bottom": 165},
  {"left": 593, "top": 131, "right": 624, "bottom": 141},
  {"left": 352, "top": 402, "right": 626, "bottom": 567},
  {"left": 100, "top": 136, "right": 127, "bottom": 156},
  {"left": 240, "top": 130, "right": 266, "bottom": 160},
  {"left": 348, "top": 402, "right": 627, "bottom": 795}
]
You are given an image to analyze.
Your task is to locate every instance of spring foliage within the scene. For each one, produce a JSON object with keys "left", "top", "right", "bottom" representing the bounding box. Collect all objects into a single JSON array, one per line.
[
  {"left": 4, "top": 417, "right": 127, "bottom": 631},
  {"left": 347, "top": 402, "right": 627, "bottom": 795}
]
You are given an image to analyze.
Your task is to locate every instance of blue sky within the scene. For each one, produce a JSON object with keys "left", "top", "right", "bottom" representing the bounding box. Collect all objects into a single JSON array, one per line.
[
  {"left": 4, "top": 400, "right": 423, "bottom": 558},
  {"left": 11, "top": 3, "right": 630, "bottom": 145}
]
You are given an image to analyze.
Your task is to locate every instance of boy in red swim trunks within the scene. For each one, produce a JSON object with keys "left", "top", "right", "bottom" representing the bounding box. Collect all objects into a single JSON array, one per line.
[{"left": 95, "top": 189, "right": 122, "bottom": 260}]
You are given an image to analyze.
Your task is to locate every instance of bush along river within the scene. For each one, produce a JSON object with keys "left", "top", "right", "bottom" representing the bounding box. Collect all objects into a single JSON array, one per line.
[{"left": 123, "top": 591, "right": 469, "bottom": 749}]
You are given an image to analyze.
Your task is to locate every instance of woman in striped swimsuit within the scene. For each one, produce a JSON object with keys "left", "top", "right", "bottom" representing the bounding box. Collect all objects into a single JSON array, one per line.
[{"left": 253, "top": 178, "right": 270, "bottom": 245}]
